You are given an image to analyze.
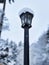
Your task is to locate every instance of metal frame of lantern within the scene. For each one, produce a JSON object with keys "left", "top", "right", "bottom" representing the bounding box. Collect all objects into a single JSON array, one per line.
[{"left": 20, "top": 12, "right": 33, "bottom": 28}]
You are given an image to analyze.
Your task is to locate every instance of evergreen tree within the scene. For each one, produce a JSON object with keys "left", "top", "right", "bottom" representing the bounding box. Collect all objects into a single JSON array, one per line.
[{"left": 0, "top": 39, "right": 18, "bottom": 65}]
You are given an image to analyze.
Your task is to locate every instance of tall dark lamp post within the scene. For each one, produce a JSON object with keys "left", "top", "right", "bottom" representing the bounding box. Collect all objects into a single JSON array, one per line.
[
  {"left": 0, "top": 0, "right": 6, "bottom": 37},
  {"left": 19, "top": 8, "right": 34, "bottom": 65}
]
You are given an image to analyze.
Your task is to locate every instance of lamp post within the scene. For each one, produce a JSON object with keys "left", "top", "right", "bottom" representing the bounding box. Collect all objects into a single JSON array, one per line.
[
  {"left": 0, "top": 0, "right": 6, "bottom": 37},
  {"left": 19, "top": 8, "right": 34, "bottom": 65}
]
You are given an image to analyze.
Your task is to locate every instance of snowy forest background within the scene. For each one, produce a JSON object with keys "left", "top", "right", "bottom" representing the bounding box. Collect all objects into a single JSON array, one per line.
[
  {"left": 0, "top": 0, "right": 49, "bottom": 65},
  {"left": 0, "top": 28, "right": 49, "bottom": 65}
]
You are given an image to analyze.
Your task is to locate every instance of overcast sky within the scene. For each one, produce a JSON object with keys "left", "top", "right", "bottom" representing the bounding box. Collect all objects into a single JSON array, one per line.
[{"left": 0, "top": 0, "right": 49, "bottom": 45}]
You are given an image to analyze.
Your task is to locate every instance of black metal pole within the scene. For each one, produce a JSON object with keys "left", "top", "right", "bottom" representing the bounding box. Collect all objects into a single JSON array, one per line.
[{"left": 24, "top": 27, "right": 29, "bottom": 65}]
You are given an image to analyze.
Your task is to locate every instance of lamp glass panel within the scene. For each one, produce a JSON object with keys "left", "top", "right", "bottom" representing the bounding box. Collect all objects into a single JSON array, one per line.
[
  {"left": 21, "top": 15, "right": 24, "bottom": 25},
  {"left": 25, "top": 16, "right": 28, "bottom": 24},
  {"left": 28, "top": 15, "right": 32, "bottom": 25}
]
